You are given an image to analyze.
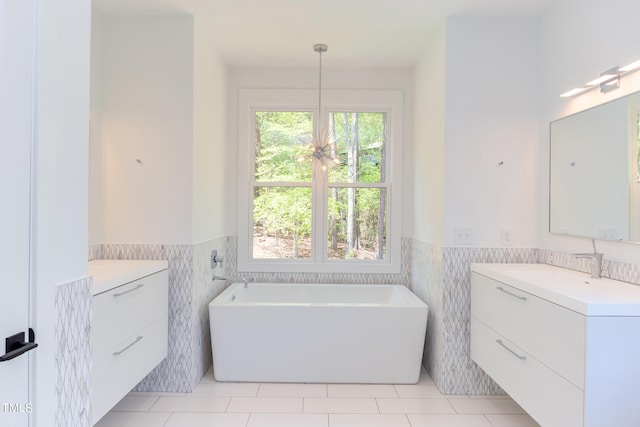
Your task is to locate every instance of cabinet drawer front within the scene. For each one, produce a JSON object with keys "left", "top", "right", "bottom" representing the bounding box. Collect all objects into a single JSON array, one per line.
[
  {"left": 92, "top": 315, "right": 168, "bottom": 424},
  {"left": 471, "top": 272, "right": 585, "bottom": 389},
  {"left": 471, "top": 317, "right": 583, "bottom": 427},
  {"left": 93, "top": 270, "right": 168, "bottom": 357}
]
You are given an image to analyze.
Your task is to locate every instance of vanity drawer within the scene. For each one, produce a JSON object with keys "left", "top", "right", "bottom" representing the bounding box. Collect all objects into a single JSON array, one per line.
[
  {"left": 93, "top": 270, "right": 168, "bottom": 357},
  {"left": 471, "top": 317, "right": 583, "bottom": 427},
  {"left": 92, "top": 315, "right": 168, "bottom": 424},
  {"left": 471, "top": 272, "right": 585, "bottom": 389}
]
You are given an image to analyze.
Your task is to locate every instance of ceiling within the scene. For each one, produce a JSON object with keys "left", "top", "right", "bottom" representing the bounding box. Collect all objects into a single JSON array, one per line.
[{"left": 92, "top": 0, "right": 561, "bottom": 68}]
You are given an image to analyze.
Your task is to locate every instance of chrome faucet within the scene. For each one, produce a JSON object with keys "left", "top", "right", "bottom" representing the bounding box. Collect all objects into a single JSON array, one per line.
[
  {"left": 212, "top": 275, "right": 250, "bottom": 288},
  {"left": 573, "top": 239, "right": 603, "bottom": 279}
]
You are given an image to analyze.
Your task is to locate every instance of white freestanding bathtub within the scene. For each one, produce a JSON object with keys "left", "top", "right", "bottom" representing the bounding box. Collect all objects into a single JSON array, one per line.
[{"left": 209, "top": 283, "right": 428, "bottom": 384}]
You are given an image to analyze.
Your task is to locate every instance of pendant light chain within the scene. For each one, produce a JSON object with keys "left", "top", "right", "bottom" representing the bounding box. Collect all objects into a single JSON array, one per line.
[
  {"left": 318, "top": 49, "right": 322, "bottom": 138},
  {"left": 314, "top": 44, "right": 328, "bottom": 139}
]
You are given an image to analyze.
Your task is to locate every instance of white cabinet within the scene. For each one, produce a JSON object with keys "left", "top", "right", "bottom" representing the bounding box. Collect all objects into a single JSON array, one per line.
[
  {"left": 89, "top": 260, "right": 168, "bottom": 425},
  {"left": 471, "top": 263, "right": 640, "bottom": 427}
]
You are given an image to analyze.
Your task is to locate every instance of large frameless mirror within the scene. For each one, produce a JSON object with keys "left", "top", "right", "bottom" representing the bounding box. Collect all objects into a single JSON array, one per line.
[{"left": 549, "top": 92, "right": 640, "bottom": 242}]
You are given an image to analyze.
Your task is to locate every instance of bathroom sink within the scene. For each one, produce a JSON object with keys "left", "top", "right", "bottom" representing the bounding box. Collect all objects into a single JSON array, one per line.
[
  {"left": 506, "top": 268, "right": 598, "bottom": 286},
  {"left": 471, "top": 263, "right": 640, "bottom": 316}
]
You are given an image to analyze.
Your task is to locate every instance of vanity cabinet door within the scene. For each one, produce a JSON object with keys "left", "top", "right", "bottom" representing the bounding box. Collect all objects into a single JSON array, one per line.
[
  {"left": 92, "top": 269, "right": 168, "bottom": 424},
  {"left": 93, "top": 316, "right": 167, "bottom": 422},
  {"left": 471, "top": 317, "right": 583, "bottom": 427},
  {"left": 92, "top": 270, "right": 168, "bottom": 356},
  {"left": 471, "top": 263, "right": 640, "bottom": 427},
  {"left": 471, "top": 272, "right": 585, "bottom": 389}
]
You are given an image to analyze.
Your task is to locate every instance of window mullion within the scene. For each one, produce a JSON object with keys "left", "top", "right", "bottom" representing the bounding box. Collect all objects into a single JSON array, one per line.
[
  {"left": 311, "top": 163, "right": 326, "bottom": 264},
  {"left": 238, "top": 88, "right": 402, "bottom": 274}
]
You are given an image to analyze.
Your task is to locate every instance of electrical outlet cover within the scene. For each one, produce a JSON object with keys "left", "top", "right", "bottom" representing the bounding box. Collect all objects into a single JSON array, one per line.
[
  {"left": 454, "top": 227, "right": 472, "bottom": 245},
  {"left": 500, "top": 228, "right": 513, "bottom": 246}
]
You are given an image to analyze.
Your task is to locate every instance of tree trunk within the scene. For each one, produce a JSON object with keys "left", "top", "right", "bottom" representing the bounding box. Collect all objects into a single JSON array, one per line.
[
  {"left": 345, "top": 113, "right": 359, "bottom": 258},
  {"left": 376, "top": 113, "right": 387, "bottom": 260},
  {"left": 329, "top": 113, "right": 338, "bottom": 252},
  {"left": 254, "top": 116, "right": 262, "bottom": 200}
]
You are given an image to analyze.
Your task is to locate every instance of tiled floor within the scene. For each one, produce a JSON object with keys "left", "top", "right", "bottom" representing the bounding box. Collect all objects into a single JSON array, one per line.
[{"left": 95, "top": 368, "right": 540, "bottom": 427}]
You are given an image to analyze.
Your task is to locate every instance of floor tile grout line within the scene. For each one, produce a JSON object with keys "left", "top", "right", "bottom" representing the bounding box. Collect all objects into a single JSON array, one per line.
[
  {"left": 447, "top": 397, "right": 459, "bottom": 414},
  {"left": 160, "top": 411, "right": 173, "bottom": 427},
  {"left": 483, "top": 413, "right": 496, "bottom": 426},
  {"left": 149, "top": 396, "right": 160, "bottom": 411},
  {"left": 447, "top": 398, "right": 464, "bottom": 415},
  {"left": 147, "top": 395, "right": 162, "bottom": 412},
  {"left": 101, "top": 369, "right": 540, "bottom": 425},
  {"left": 405, "top": 413, "right": 413, "bottom": 427}
]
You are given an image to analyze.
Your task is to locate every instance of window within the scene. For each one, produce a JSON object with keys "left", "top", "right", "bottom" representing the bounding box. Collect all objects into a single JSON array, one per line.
[
  {"left": 238, "top": 89, "right": 403, "bottom": 273},
  {"left": 636, "top": 114, "right": 640, "bottom": 183}
]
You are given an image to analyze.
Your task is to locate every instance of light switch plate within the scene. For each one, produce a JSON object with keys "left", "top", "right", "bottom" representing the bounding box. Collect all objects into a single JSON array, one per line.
[
  {"left": 454, "top": 227, "right": 473, "bottom": 245},
  {"left": 500, "top": 228, "right": 513, "bottom": 246}
]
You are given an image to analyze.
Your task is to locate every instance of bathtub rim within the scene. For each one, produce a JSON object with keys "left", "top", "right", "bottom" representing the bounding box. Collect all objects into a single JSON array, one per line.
[{"left": 209, "top": 282, "right": 427, "bottom": 308}]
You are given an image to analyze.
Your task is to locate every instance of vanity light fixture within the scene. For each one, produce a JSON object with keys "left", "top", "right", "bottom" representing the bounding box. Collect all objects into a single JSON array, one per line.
[
  {"left": 560, "top": 87, "right": 589, "bottom": 98},
  {"left": 585, "top": 68, "right": 619, "bottom": 87},
  {"left": 297, "top": 44, "right": 339, "bottom": 170},
  {"left": 560, "top": 59, "right": 640, "bottom": 97},
  {"left": 620, "top": 60, "right": 640, "bottom": 72}
]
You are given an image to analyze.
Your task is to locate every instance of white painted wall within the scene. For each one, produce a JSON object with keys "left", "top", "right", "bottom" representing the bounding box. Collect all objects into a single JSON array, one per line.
[
  {"left": 540, "top": 0, "right": 640, "bottom": 262},
  {"left": 32, "top": 0, "right": 91, "bottom": 423},
  {"left": 412, "top": 23, "right": 446, "bottom": 245},
  {"left": 89, "top": 10, "right": 105, "bottom": 246},
  {"left": 90, "top": 14, "right": 228, "bottom": 246},
  {"left": 191, "top": 17, "right": 228, "bottom": 244},
  {"left": 91, "top": 15, "right": 195, "bottom": 245},
  {"left": 225, "top": 67, "right": 415, "bottom": 237},
  {"left": 442, "top": 16, "right": 541, "bottom": 248}
]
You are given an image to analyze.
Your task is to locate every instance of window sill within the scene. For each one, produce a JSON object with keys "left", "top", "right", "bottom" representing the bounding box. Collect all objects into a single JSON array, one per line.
[{"left": 237, "top": 259, "right": 402, "bottom": 275}]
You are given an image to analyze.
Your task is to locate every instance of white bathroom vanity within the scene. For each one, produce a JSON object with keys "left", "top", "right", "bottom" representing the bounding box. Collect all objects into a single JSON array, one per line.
[
  {"left": 471, "top": 263, "right": 640, "bottom": 427},
  {"left": 89, "top": 260, "right": 168, "bottom": 425}
]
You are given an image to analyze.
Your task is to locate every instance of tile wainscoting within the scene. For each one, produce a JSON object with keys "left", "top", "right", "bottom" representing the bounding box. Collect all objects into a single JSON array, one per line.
[
  {"left": 442, "top": 247, "right": 541, "bottom": 395},
  {"left": 539, "top": 248, "right": 640, "bottom": 285},
  {"left": 410, "top": 240, "right": 640, "bottom": 396},
  {"left": 100, "top": 243, "right": 195, "bottom": 392},
  {"left": 408, "top": 240, "right": 444, "bottom": 390},
  {"left": 89, "top": 238, "right": 227, "bottom": 393},
  {"left": 409, "top": 241, "right": 539, "bottom": 395},
  {"left": 193, "top": 240, "right": 228, "bottom": 386},
  {"left": 87, "top": 238, "right": 640, "bottom": 400},
  {"left": 55, "top": 276, "right": 93, "bottom": 427},
  {"left": 220, "top": 236, "right": 411, "bottom": 285}
]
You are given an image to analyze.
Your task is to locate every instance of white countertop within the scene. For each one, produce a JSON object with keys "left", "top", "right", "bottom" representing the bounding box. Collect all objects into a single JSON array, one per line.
[
  {"left": 89, "top": 259, "right": 168, "bottom": 296},
  {"left": 471, "top": 263, "right": 640, "bottom": 316}
]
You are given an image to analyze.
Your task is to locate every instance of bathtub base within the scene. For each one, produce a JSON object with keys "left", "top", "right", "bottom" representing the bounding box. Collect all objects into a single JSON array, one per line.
[{"left": 209, "top": 283, "right": 428, "bottom": 384}]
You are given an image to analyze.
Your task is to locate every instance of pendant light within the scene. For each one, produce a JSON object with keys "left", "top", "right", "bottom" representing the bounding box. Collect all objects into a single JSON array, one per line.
[{"left": 297, "top": 43, "right": 339, "bottom": 170}]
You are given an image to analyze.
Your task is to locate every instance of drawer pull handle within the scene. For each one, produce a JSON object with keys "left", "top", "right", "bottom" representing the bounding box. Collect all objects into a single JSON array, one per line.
[
  {"left": 496, "top": 286, "right": 527, "bottom": 301},
  {"left": 113, "top": 336, "right": 143, "bottom": 356},
  {"left": 496, "top": 339, "right": 527, "bottom": 360},
  {"left": 113, "top": 284, "right": 144, "bottom": 297}
]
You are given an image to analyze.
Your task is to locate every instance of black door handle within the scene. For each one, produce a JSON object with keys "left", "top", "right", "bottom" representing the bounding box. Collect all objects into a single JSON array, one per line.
[{"left": 0, "top": 329, "right": 38, "bottom": 362}]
